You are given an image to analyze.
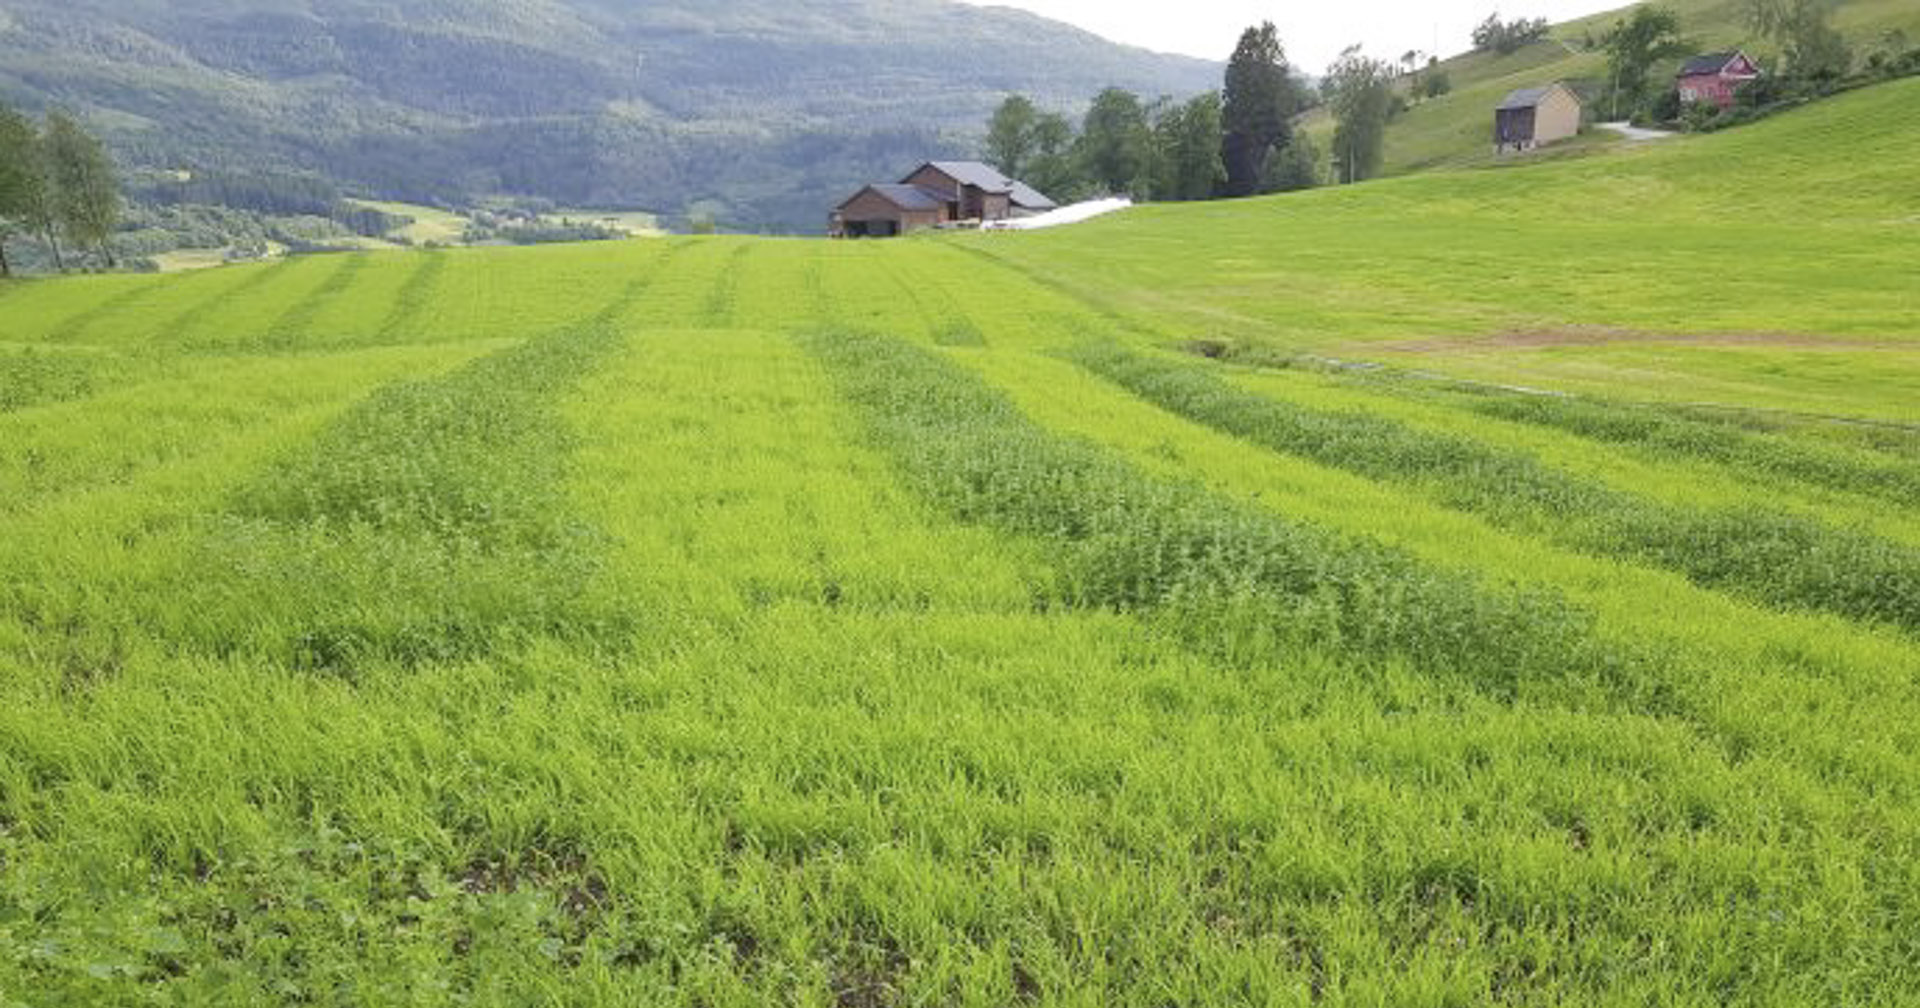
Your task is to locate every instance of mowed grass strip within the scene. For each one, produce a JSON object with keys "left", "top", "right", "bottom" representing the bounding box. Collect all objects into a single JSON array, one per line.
[
  {"left": 1068, "top": 340, "right": 1920, "bottom": 634},
  {"left": 803, "top": 328, "right": 1641, "bottom": 701}
]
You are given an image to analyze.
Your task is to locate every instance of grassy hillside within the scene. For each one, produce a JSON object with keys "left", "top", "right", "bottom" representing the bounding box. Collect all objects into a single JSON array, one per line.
[
  {"left": 1, "top": 78, "right": 1917, "bottom": 1004},
  {"left": 1305, "top": 0, "right": 1920, "bottom": 177},
  {"left": 0, "top": 0, "right": 1217, "bottom": 231}
]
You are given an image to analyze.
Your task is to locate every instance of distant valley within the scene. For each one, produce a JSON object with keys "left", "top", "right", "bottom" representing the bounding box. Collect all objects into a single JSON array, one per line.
[{"left": 0, "top": 0, "right": 1218, "bottom": 232}]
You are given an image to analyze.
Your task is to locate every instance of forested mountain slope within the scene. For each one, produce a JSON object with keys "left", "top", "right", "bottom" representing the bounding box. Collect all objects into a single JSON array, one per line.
[{"left": 0, "top": 0, "right": 1217, "bottom": 230}]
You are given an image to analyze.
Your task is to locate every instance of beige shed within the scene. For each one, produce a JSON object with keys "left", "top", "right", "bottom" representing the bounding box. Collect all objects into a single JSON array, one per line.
[{"left": 1494, "top": 82, "right": 1583, "bottom": 153}]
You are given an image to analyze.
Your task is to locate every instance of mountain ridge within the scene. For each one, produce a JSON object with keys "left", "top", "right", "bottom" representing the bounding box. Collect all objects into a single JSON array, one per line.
[{"left": 0, "top": 0, "right": 1220, "bottom": 231}]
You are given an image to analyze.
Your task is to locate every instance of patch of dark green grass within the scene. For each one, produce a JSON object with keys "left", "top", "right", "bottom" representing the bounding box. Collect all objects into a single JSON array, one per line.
[
  {"left": 256, "top": 252, "right": 369, "bottom": 350},
  {"left": 701, "top": 244, "right": 751, "bottom": 327},
  {"left": 177, "top": 283, "right": 659, "bottom": 671},
  {"left": 0, "top": 348, "right": 118, "bottom": 412},
  {"left": 39, "top": 275, "right": 167, "bottom": 343},
  {"left": 373, "top": 247, "right": 449, "bottom": 343},
  {"left": 1071, "top": 340, "right": 1920, "bottom": 634},
  {"left": 1453, "top": 387, "right": 1920, "bottom": 507},
  {"left": 804, "top": 329, "right": 1643, "bottom": 701},
  {"left": 157, "top": 258, "right": 301, "bottom": 345}
]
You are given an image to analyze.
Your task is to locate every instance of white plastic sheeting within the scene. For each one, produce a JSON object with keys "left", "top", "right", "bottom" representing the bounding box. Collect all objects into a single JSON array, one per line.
[{"left": 982, "top": 197, "right": 1133, "bottom": 231}]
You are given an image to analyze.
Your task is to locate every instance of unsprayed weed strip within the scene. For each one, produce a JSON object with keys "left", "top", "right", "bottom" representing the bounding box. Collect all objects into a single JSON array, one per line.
[
  {"left": 700, "top": 243, "right": 752, "bottom": 327},
  {"left": 1451, "top": 386, "right": 1920, "bottom": 507},
  {"left": 0, "top": 348, "right": 120, "bottom": 412},
  {"left": 372, "top": 248, "right": 449, "bottom": 343},
  {"left": 1204, "top": 341, "right": 1920, "bottom": 491},
  {"left": 183, "top": 295, "right": 652, "bottom": 671},
  {"left": 41, "top": 276, "right": 168, "bottom": 343},
  {"left": 256, "top": 252, "right": 369, "bottom": 350},
  {"left": 157, "top": 257, "right": 301, "bottom": 346},
  {"left": 1070, "top": 341, "right": 1920, "bottom": 634},
  {"left": 803, "top": 328, "right": 1643, "bottom": 701}
]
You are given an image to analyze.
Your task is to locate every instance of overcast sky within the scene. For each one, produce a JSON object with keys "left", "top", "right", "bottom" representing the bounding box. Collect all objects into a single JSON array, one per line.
[{"left": 960, "top": 0, "right": 1631, "bottom": 71}]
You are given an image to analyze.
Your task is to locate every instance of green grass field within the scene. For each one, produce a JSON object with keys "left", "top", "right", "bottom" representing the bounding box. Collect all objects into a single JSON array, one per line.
[
  {"left": 1299, "top": 0, "right": 1920, "bottom": 178},
  {"left": 0, "top": 79, "right": 1916, "bottom": 1006}
]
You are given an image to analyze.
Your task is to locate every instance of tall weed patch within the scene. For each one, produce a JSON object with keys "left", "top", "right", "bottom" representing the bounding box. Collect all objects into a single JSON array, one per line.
[
  {"left": 256, "top": 252, "right": 370, "bottom": 350},
  {"left": 1071, "top": 342, "right": 1920, "bottom": 633},
  {"left": 1455, "top": 389, "right": 1920, "bottom": 507},
  {"left": 180, "top": 314, "right": 634, "bottom": 670},
  {"left": 804, "top": 329, "right": 1635, "bottom": 698},
  {"left": 374, "top": 248, "right": 450, "bottom": 342}
]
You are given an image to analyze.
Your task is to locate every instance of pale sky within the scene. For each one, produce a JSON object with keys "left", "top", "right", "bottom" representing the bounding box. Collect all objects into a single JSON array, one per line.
[{"left": 961, "top": 0, "right": 1632, "bottom": 71}]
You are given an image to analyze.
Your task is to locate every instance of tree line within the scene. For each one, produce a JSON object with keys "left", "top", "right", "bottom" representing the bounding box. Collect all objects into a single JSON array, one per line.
[
  {"left": 983, "top": 22, "right": 1415, "bottom": 205},
  {"left": 1594, "top": 0, "right": 1914, "bottom": 128},
  {"left": 0, "top": 101, "right": 123, "bottom": 277}
]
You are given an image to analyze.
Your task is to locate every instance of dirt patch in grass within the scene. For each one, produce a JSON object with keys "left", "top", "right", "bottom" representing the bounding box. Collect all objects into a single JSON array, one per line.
[{"left": 1377, "top": 327, "right": 1914, "bottom": 353}]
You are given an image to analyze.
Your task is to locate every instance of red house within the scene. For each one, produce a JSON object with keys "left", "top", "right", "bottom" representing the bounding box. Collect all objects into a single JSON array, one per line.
[{"left": 1677, "top": 50, "right": 1762, "bottom": 108}]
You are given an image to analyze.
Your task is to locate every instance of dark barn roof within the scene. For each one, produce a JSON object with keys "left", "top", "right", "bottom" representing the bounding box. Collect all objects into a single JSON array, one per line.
[
  {"left": 915, "top": 161, "right": 1057, "bottom": 210},
  {"left": 844, "top": 183, "right": 947, "bottom": 212},
  {"left": 1497, "top": 87, "right": 1552, "bottom": 111},
  {"left": 1680, "top": 51, "right": 1741, "bottom": 76}
]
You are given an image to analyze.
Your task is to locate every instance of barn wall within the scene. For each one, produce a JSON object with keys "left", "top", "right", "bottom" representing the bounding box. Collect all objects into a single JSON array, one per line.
[
  {"left": 1535, "top": 89, "right": 1582, "bottom": 145},
  {"left": 840, "top": 190, "right": 909, "bottom": 220},
  {"left": 903, "top": 166, "right": 959, "bottom": 199}
]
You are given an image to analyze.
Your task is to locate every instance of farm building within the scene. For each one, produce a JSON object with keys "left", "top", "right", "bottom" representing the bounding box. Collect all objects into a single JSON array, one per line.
[
  {"left": 1494, "top": 82, "right": 1583, "bottom": 154},
  {"left": 1678, "top": 50, "right": 1762, "bottom": 109},
  {"left": 830, "top": 161, "right": 1055, "bottom": 238}
]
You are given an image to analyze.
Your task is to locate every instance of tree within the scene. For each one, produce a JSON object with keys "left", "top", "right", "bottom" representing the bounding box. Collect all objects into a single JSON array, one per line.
[
  {"left": 1263, "top": 131, "right": 1323, "bottom": 192},
  {"left": 985, "top": 95, "right": 1040, "bottom": 179},
  {"left": 1076, "top": 88, "right": 1153, "bottom": 196},
  {"left": 0, "top": 101, "right": 46, "bottom": 278},
  {"left": 1325, "top": 46, "right": 1395, "bottom": 184},
  {"left": 1023, "top": 110, "right": 1083, "bottom": 202},
  {"left": 1152, "top": 92, "right": 1226, "bottom": 201},
  {"left": 1221, "top": 22, "right": 1303, "bottom": 198},
  {"left": 42, "top": 109, "right": 122, "bottom": 268},
  {"left": 1473, "top": 13, "right": 1552, "bottom": 55},
  {"left": 1746, "top": 0, "right": 1851, "bottom": 79},
  {"left": 1602, "top": 5, "right": 1691, "bottom": 120}
]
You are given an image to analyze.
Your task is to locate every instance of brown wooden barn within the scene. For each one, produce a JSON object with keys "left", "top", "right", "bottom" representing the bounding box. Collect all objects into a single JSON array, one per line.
[{"left": 830, "top": 161, "right": 1055, "bottom": 238}]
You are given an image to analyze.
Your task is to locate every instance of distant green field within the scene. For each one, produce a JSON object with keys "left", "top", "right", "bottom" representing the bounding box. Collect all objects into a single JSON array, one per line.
[
  {"left": 347, "top": 198, "right": 472, "bottom": 245},
  {"left": 1, "top": 79, "right": 1917, "bottom": 1005}
]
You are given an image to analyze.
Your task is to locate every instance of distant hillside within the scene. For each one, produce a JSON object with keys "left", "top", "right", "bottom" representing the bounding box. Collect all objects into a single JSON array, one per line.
[
  {"left": 1305, "top": 0, "right": 1920, "bottom": 178},
  {"left": 0, "top": 0, "right": 1219, "bottom": 231}
]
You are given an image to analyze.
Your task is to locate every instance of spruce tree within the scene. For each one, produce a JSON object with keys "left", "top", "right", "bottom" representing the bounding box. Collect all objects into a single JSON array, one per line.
[{"left": 1221, "top": 22, "right": 1302, "bottom": 198}]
